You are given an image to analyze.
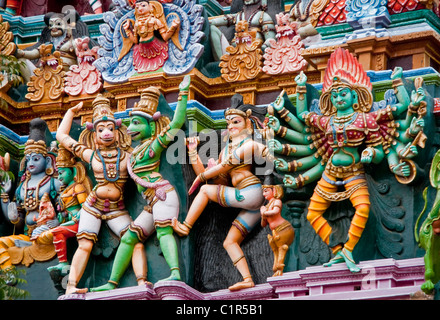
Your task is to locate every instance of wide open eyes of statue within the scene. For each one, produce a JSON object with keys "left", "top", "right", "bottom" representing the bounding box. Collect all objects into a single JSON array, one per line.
[
  {"left": 128, "top": 116, "right": 151, "bottom": 141},
  {"left": 26, "top": 153, "right": 47, "bottom": 174},
  {"left": 330, "top": 88, "right": 353, "bottom": 108}
]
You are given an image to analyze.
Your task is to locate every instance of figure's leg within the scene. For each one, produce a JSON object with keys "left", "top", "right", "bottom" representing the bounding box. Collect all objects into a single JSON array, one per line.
[
  {"left": 90, "top": 230, "right": 140, "bottom": 292},
  {"left": 224, "top": 226, "right": 255, "bottom": 291},
  {"left": 47, "top": 225, "right": 78, "bottom": 274},
  {"left": 273, "top": 225, "right": 295, "bottom": 276},
  {"left": 307, "top": 178, "right": 338, "bottom": 252},
  {"left": 267, "top": 233, "right": 278, "bottom": 274},
  {"left": 172, "top": 184, "right": 219, "bottom": 236},
  {"left": 66, "top": 238, "right": 94, "bottom": 294},
  {"left": 157, "top": 226, "right": 181, "bottom": 281}
]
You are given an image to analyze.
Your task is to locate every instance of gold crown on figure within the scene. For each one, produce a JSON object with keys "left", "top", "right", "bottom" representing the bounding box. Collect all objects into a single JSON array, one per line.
[
  {"left": 91, "top": 94, "right": 116, "bottom": 125},
  {"left": 56, "top": 145, "right": 76, "bottom": 168},
  {"left": 131, "top": 87, "right": 161, "bottom": 119}
]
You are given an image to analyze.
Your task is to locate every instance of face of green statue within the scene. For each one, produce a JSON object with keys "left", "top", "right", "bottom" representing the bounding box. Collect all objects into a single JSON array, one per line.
[
  {"left": 330, "top": 87, "right": 356, "bottom": 113},
  {"left": 128, "top": 115, "right": 153, "bottom": 142},
  {"left": 58, "top": 167, "right": 75, "bottom": 186}
]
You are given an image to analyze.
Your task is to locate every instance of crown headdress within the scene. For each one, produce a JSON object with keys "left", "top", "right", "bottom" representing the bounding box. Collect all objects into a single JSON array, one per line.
[
  {"left": 92, "top": 94, "right": 115, "bottom": 125},
  {"left": 320, "top": 48, "right": 373, "bottom": 115},
  {"left": 56, "top": 145, "right": 76, "bottom": 168},
  {"left": 131, "top": 87, "right": 161, "bottom": 119}
]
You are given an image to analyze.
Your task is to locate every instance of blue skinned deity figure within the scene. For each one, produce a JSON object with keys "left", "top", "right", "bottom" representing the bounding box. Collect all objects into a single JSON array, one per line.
[
  {"left": 0, "top": 118, "right": 61, "bottom": 283},
  {"left": 94, "top": 0, "right": 205, "bottom": 83}
]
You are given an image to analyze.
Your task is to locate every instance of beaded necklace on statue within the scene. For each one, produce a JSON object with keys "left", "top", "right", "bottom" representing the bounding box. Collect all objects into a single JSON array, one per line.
[
  {"left": 329, "top": 112, "right": 357, "bottom": 148},
  {"left": 96, "top": 147, "right": 121, "bottom": 182},
  {"left": 23, "top": 174, "right": 51, "bottom": 211}
]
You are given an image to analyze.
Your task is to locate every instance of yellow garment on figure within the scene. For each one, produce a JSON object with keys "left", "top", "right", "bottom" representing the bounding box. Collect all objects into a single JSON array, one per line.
[
  {"left": 306, "top": 173, "right": 370, "bottom": 253},
  {"left": 0, "top": 234, "right": 30, "bottom": 270}
]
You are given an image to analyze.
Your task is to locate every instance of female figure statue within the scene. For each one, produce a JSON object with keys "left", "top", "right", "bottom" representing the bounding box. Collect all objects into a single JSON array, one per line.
[
  {"left": 172, "top": 93, "right": 272, "bottom": 291},
  {"left": 56, "top": 95, "right": 132, "bottom": 294},
  {"left": 37, "top": 146, "right": 92, "bottom": 274},
  {"left": 268, "top": 48, "right": 426, "bottom": 272},
  {"left": 91, "top": 76, "right": 190, "bottom": 292},
  {"left": 120, "top": 0, "right": 181, "bottom": 73}
]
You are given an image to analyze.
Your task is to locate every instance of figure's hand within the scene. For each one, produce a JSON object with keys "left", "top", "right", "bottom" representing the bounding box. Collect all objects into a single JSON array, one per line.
[
  {"left": 123, "top": 20, "right": 131, "bottom": 31},
  {"left": 267, "top": 115, "right": 281, "bottom": 132},
  {"left": 392, "top": 162, "right": 411, "bottom": 177},
  {"left": 207, "top": 158, "right": 216, "bottom": 170},
  {"left": 179, "top": 74, "right": 191, "bottom": 91},
  {"left": 188, "top": 175, "right": 202, "bottom": 195},
  {"left": 361, "top": 147, "right": 375, "bottom": 164},
  {"left": 411, "top": 87, "right": 426, "bottom": 106},
  {"left": 0, "top": 173, "right": 12, "bottom": 194},
  {"left": 409, "top": 117, "right": 425, "bottom": 136},
  {"left": 70, "top": 102, "right": 83, "bottom": 115},
  {"left": 172, "top": 17, "right": 180, "bottom": 28},
  {"left": 267, "top": 139, "right": 282, "bottom": 154},
  {"left": 186, "top": 136, "right": 199, "bottom": 152},
  {"left": 283, "top": 174, "right": 297, "bottom": 188},
  {"left": 271, "top": 93, "right": 285, "bottom": 112},
  {"left": 274, "top": 158, "right": 289, "bottom": 172},
  {"left": 399, "top": 142, "right": 419, "bottom": 159},
  {"left": 391, "top": 66, "right": 403, "bottom": 80},
  {"left": 295, "top": 71, "right": 307, "bottom": 86}
]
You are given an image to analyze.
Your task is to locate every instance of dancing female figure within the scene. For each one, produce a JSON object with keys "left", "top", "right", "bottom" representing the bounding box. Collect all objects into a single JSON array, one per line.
[{"left": 268, "top": 48, "right": 426, "bottom": 272}]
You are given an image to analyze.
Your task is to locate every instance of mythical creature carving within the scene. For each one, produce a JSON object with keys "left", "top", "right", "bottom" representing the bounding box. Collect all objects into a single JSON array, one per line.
[
  {"left": 25, "top": 44, "right": 65, "bottom": 102},
  {"left": 262, "top": 12, "right": 308, "bottom": 75},
  {"left": 94, "top": 0, "right": 205, "bottom": 83},
  {"left": 64, "top": 37, "right": 103, "bottom": 96},
  {"left": 219, "top": 20, "right": 263, "bottom": 82}
]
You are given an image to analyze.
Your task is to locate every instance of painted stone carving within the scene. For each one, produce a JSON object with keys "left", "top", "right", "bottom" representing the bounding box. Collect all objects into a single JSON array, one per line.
[
  {"left": 0, "top": 118, "right": 61, "bottom": 282},
  {"left": 209, "top": 0, "right": 277, "bottom": 61},
  {"left": 267, "top": 48, "right": 426, "bottom": 273},
  {"left": 415, "top": 149, "right": 440, "bottom": 295},
  {"left": 0, "top": 15, "right": 16, "bottom": 56},
  {"left": 64, "top": 37, "right": 103, "bottom": 97},
  {"left": 25, "top": 44, "right": 65, "bottom": 102},
  {"left": 56, "top": 95, "right": 132, "bottom": 294},
  {"left": 261, "top": 184, "right": 294, "bottom": 277},
  {"left": 90, "top": 75, "right": 191, "bottom": 292},
  {"left": 219, "top": 20, "right": 263, "bottom": 82},
  {"left": 94, "top": 0, "right": 205, "bottom": 83},
  {"left": 289, "top": 0, "right": 326, "bottom": 45},
  {"left": 172, "top": 93, "right": 273, "bottom": 291},
  {"left": 36, "top": 146, "right": 92, "bottom": 275},
  {"left": 15, "top": 10, "right": 92, "bottom": 74},
  {"left": 263, "top": 12, "right": 308, "bottom": 75}
]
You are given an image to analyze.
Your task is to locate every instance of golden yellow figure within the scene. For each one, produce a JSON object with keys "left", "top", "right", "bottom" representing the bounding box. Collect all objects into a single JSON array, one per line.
[{"left": 261, "top": 184, "right": 294, "bottom": 277}]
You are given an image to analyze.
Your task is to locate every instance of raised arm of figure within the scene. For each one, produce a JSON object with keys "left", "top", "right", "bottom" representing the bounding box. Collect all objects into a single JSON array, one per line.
[
  {"left": 294, "top": 71, "right": 309, "bottom": 119},
  {"left": 153, "top": 75, "right": 190, "bottom": 153},
  {"left": 270, "top": 91, "right": 306, "bottom": 133},
  {"left": 56, "top": 102, "right": 93, "bottom": 163},
  {"left": 390, "top": 67, "right": 411, "bottom": 117}
]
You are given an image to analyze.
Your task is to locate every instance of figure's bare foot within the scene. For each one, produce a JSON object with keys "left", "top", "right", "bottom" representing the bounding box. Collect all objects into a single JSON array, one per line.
[
  {"left": 228, "top": 278, "right": 255, "bottom": 291},
  {"left": 66, "top": 284, "right": 88, "bottom": 295},
  {"left": 171, "top": 218, "right": 191, "bottom": 237}
]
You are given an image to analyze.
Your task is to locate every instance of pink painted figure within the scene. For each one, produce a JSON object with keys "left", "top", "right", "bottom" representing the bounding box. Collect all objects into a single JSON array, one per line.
[
  {"left": 263, "top": 12, "right": 307, "bottom": 75},
  {"left": 64, "top": 37, "right": 103, "bottom": 96}
]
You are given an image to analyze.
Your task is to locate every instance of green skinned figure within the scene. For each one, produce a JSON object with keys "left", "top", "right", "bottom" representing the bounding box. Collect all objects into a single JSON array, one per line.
[
  {"left": 267, "top": 48, "right": 426, "bottom": 273},
  {"left": 416, "top": 149, "right": 440, "bottom": 295},
  {"left": 91, "top": 76, "right": 190, "bottom": 291}
]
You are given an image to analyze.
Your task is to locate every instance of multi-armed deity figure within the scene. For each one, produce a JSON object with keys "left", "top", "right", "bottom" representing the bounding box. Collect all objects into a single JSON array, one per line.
[
  {"left": 0, "top": 118, "right": 61, "bottom": 282},
  {"left": 91, "top": 76, "right": 190, "bottom": 292},
  {"left": 56, "top": 95, "right": 132, "bottom": 294},
  {"left": 35, "top": 146, "right": 92, "bottom": 275},
  {"left": 268, "top": 48, "right": 426, "bottom": 273},
  {"left": 172, "top": 93, "right": 272, "bottom": 291}
]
